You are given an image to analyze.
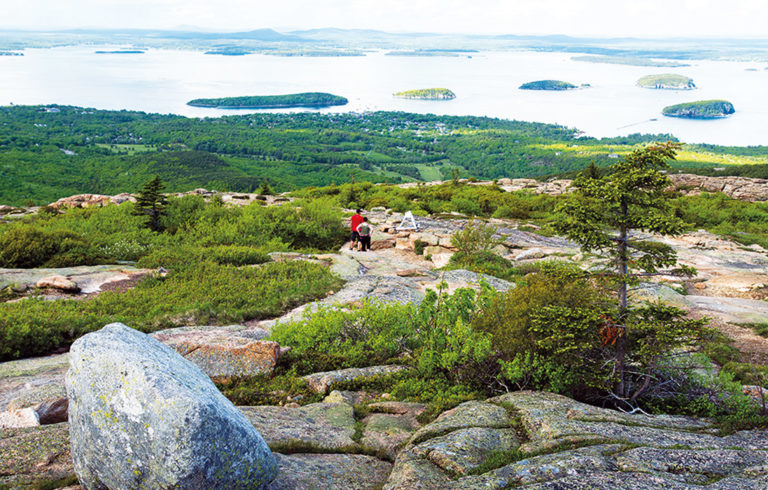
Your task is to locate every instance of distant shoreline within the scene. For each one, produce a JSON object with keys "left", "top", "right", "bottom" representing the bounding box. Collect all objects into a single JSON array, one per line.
[{"left": 94, "top": 50, "right": 145, "bottom": 54}]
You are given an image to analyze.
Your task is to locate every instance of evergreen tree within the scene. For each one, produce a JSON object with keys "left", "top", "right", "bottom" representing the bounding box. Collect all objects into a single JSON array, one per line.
[
  {"left": 583, "top": 161, "right": 601, "bottom": 179},
  {"left": 133, "top": 176, "right": 167, "bottom": 231},
  {"left": 554, "top": 142, "right": 704, "bottom": 402},
  {"left": 259, "top": 180, "right": 274, "bottom": 196}
]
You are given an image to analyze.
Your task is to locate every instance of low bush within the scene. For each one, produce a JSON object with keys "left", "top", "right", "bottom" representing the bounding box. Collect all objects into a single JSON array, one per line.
[
  {"left": 270, "top": 300, "right": 420, "bottom": 373},
  {"left": 0, "top": 260, "right": 342, "bottom": 361},
  {"left": 0, "top": 226, "right": 103, "bottom": 268},
  {"left": 445, "top": 251, "right": 519, "bottom": 281},
  {"left": 450, "top": 220, "right": 503, "bottom": 255},
  {"left": 138, "top": 245, "right": 271, "bottom": 270}
]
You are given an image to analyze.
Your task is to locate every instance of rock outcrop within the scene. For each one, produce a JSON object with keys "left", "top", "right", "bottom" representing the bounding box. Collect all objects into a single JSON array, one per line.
[
  {"left": 303, "top": 365, "right": 412, "bottom": 394},
  {"left": 384, "top": 391, "right": 768, "bottom": 489},
  {"left": 669, "top": 174, "right": 768, "bottom": 202},
  {"left": 66, "top": 323, "right": 277, "bottom": 489},
  {"left": 0, "top": 265, "right": 151, "bottom": 297},
  {"left": 394, "top": 174, "right": 768, "bottom": 202},
  {"left": 151, "top": 325, "right": 282, "bottom": 380},
  {"left": 49, "top": 193, "right": 134, "bottom": 210}
]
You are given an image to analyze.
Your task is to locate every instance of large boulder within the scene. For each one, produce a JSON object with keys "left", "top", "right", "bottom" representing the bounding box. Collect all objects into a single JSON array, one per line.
[{"left": 66, "top": 323, "right": 277, "bottom": 489}]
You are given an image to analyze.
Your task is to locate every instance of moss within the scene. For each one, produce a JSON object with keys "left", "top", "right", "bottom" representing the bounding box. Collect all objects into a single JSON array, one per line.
[
  {"left": 467, "top": 438, "right": 617, "bottom": 476},
  {"left": 30, "top": 474, "right": 79, "bottom": 490},
  {"left": 352, "top": 421, "right": 365, "bottom": 443}
]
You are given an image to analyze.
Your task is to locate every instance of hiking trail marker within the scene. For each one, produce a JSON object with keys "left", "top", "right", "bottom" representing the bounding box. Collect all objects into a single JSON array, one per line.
[{"left": 397, "top": 211, "right": 419, "bottom": 231}]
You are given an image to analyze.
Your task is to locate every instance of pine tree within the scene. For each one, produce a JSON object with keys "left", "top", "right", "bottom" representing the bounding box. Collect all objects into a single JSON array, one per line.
[
  {"left": 259, "top": 180, "right": 274, "bottom": 196},
  {"left": 554, "top": 142, "right": 700, "bottom": 400},
  {"left": 583, "top": 161, "right": 601, "bottom": 180},
  {"left": 133, "top": 176, "right": 167, "bottom": 231}
]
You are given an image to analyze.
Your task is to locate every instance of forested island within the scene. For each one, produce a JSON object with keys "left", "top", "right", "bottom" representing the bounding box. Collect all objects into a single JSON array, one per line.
[
  {"left": 204, "top": 47, "right": 252, "bottom": 56},
  {"left": 519, "top": 80, "right": 577, "bottom": 91},
  {"left": 1, "top": 105, "right": 768, "bottom": 206},
  {"left": 637, "top": 74, "right": 695, "bottom": 90},
  {"left": 94, "top": 50, "right": 145, "bottom": 54},
  {"left": 663, "top": 100, "right": 735, "bottom": 119},
  {"left": 573, "top": 55, "right": 690, "bottom": 67},
  {"left": 187, "top": 93, "right": 348, "bottom": 109},
  {"left": 393, "top": 88, "right": 456, "bottom": 100}
]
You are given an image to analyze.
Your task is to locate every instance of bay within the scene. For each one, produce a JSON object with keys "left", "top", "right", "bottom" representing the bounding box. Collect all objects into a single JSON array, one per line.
[{"left": 1, "top": 47, "right": 767, "bottom": 146}]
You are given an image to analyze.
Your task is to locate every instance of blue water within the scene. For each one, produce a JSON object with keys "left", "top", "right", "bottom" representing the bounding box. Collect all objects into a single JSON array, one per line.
[{"left": 2, "top": 47, "right": 767, "bottom": 145}]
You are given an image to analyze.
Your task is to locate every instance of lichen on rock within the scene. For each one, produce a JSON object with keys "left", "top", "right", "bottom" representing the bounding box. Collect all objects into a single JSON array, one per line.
[{"left": 66, "top": 323, "right": 277, "bottom": 489}]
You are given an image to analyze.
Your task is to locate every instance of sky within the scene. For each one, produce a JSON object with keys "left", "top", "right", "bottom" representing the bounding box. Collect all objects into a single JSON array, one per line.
[{"left": 3, "top": 0, "right": 768, "bottom": 38}]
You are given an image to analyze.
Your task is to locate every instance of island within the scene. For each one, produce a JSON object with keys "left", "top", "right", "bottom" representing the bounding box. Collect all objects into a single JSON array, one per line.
[
  {"left": 94, "top": 50, "right": 145, "bottom": 54},
  {"left": 264, "top": 49, "right": 364, "bottom": 57},
  {"left": 637, "top": 74, "right": 695, "bottom": 90},
  {"left": 393, "top": 88, "right": 456, "bottom": 100},
  {"left": 204, "top": 47, "right": 252, "bottom": 56},
  {"left": 519, "top": 80, "right": 577, "bottom": 91},
  {"left": 662, "top": 100, "right": 735, "bottom": 119},
  {"left": 573, "top": 55, "right": 689, "bottom": 67},
  {"left": 0, "top": 51, "right": 23, "bottom": 56},
  {"left": 187, "top": 93, "right": 348, "bottom": 109},
  {"left": 386, "top": 49, "right": 477, "bottom": 57}
]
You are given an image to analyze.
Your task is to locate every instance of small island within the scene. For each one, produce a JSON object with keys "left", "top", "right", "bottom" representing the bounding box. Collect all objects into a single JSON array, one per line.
[
  {"left": 0, "top": 51, "right": 23, "bottom": 56},
  {"left": 187, "top": 92, "right": 348, "bottom": 109},
  {"left": 519, "top": 80, "right": 577, "bottom": 91},
  {"left": 94, "top": 50, "right": 145, "bottom": 54},
  {"left": 204, "top": 47, "right": 252, "bottom": 56},
  {"left": 637, "top": 74, "right": 695, "bottom": 90},
  {"left": 393, "top": 88, "right": 456, "bottom": 100},
  {"left": 573, "top": 55, "right": 689, "bottom": 67},
  {"left": 662, "top": 100, "right": 735, "bottom": 119}
]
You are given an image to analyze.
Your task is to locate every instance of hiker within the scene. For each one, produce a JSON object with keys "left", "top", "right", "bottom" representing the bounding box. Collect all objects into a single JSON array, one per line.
[
  {"left": 350, "top": 209, "right": 364, "bottom": 250},
  {"left": 356, "top": 217, "right": 372, "bottom": 252}
]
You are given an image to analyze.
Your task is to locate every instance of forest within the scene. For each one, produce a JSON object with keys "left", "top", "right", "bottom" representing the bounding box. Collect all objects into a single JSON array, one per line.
[{"left": 1, "top": 105, "right": 768, "bottom": 206}]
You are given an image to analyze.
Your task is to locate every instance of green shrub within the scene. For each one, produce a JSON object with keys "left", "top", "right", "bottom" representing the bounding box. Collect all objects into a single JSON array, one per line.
[
  {"left": 413, "top": 240, "right": 427, "bottom": 255},
  {"left": 472, "top": 265, "right": 611, "bottom": 396},
  {"left": 270, "top": 300, "right": 420, "bottom": 373},
  {"left": 445, "top": 251, "right": 518, "bottom": 281},
  {"left": 0, "top": 226, "right": 103, "bottom": 268},
  {"left": 450, "top": 220, "right": 503, "bottom": 255},
  {"left": 138, "top": 245, "right": 271, "bottom": 269},
  {"left": 0, "top": 260, "right": 342, "bottom": 361}
]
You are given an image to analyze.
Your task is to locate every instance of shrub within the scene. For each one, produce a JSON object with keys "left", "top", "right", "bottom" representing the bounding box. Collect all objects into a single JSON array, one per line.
[
  {"left": 472, "top": 264, "right": 611, "bottom": 396},
  {"left": 270, "top": 300, "right": 420, "bottom": 373},
  {"left": 446, "top": 251, "right": 518, "bottom": 281},
  {"left": 138, "top": 245, "right": 271, "bottom": 269},
  {"left": 0, "top": 260, "right": 342, "bottom": 361},
  {"left": 0, "top": 226, "right": 102, "bottom": 268},
  {"left": 450, "top": 220, "right": 503, "bottom": 255},
  {"left": 413, "top": 240, "right": 427, "bottom": 255}
]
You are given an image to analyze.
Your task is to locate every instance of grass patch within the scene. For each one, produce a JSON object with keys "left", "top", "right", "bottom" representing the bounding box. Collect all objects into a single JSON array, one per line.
[
  {"left": 216, "top": 372, "right": 325, "bottom": 407},
  {"left": 15, "top": 474, "right": 80, "bottom": 490},
  {"left": 742, "top": 322, "right": 768, "bottom": 338}
]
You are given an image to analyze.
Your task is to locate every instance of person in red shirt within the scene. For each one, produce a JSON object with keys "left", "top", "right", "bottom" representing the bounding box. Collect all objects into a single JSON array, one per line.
[{"left": 350, "top": 209, "right": 364, "bottom": 250}]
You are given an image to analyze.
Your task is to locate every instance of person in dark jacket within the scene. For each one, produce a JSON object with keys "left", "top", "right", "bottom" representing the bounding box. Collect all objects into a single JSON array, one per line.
[{"left": 356, "top": 217, "right": 372, "bottom": 252}]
